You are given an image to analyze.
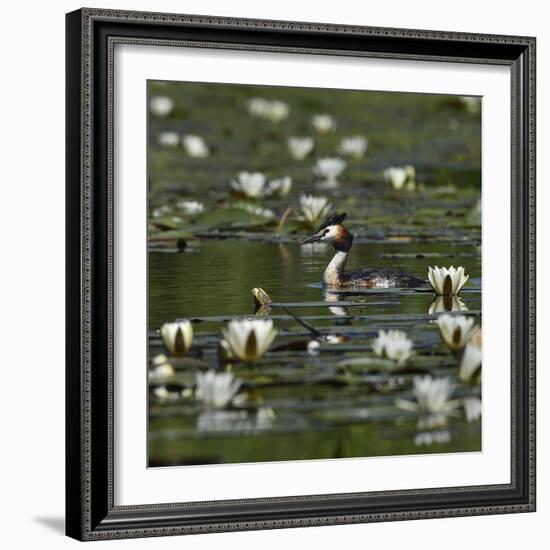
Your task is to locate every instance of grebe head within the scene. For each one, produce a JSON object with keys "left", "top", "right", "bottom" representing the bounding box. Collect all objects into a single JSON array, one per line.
[{"left": 299, "top": 212, "right": 352, "bottom": 250}]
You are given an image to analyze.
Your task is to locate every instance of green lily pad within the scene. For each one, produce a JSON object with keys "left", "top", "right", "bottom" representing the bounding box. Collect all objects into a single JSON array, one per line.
[{"left": 192, "top": 207, "right": 275, "bottom": 230}]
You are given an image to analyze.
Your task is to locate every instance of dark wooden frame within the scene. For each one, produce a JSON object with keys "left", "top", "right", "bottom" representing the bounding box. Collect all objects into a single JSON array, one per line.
[{"left": 66, "top": 7, "right": 536, "bottom": 541}]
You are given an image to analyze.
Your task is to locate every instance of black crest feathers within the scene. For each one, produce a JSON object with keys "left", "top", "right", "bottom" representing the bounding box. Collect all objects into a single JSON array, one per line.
[{"left": 317, "top": 212, "right": 347, "bottom": 231}]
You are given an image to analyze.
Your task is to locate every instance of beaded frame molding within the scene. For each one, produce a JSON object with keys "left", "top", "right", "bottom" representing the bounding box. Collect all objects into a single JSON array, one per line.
[{"left": 66, "top": 7, "right": 536, "bottom": 541}]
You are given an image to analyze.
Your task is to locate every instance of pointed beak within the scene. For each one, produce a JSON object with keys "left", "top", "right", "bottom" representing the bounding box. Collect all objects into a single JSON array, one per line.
[{"left": 299, "top": 232, "right": 322, "bottom": 245}]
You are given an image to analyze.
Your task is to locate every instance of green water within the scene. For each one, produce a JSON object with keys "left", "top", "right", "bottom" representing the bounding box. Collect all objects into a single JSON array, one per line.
[
  {"left": 147, "top": 80, "right": 482, "bottom": 467},
  {"left": 148, "top": 239, "right": 481, "bottom": 466},
  {"left": 149, "top": 240, "right": 481, "bottom": 324}
]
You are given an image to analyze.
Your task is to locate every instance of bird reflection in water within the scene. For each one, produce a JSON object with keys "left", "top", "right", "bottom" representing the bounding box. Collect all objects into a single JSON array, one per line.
[{"left": 323, "top": 289, "right": 352, "bottom": 325}]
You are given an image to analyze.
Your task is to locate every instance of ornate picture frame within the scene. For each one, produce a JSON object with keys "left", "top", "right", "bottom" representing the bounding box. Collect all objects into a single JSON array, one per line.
[{"left": 66, "top": 8, "right": 536, "bottom": 541}]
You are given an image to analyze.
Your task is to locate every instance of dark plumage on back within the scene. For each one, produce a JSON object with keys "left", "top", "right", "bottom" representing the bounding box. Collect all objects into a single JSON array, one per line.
[{"left": 317, "top": 212, "right": 347, "bottom": 231}]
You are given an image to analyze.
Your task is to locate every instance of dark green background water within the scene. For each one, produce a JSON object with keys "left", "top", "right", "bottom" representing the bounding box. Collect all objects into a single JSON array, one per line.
[{"left": 147, "top": 81, "right": 481, "bottom": 466}]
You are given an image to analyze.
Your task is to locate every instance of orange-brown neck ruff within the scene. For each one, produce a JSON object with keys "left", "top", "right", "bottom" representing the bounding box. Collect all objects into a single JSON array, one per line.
[{"left": 333, "top": 225, "right": 353, "bottom": 252}]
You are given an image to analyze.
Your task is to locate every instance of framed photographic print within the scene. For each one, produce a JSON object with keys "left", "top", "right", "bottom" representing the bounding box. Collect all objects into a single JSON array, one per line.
[{"left": 66, "top": 8, "right": 536, "bottom": 541}]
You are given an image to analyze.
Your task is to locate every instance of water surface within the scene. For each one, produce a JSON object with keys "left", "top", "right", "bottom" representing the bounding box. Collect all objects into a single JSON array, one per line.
[{"left": 146, "top": 80, "right": 482, "bottom": 466}]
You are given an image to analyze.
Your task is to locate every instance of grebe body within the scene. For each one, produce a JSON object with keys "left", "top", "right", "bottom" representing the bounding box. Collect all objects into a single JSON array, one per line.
[{"left": 300, "top": 212, "right": 426, "bottom": 289}]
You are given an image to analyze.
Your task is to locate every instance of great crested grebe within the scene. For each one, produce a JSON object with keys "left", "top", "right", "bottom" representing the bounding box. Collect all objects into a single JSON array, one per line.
[{"left": 299, "top": 212, "right": 427, "bottom": 289}]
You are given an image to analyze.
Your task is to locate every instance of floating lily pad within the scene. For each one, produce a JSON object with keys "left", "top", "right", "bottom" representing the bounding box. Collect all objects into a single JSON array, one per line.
[{"left": 192, "top": 207, "right": 275, "bottom": 230}]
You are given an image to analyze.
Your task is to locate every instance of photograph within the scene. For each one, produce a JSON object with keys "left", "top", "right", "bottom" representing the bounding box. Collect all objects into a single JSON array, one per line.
[{"left": 146, "top": 80, "right": 483, "bottom": 467}]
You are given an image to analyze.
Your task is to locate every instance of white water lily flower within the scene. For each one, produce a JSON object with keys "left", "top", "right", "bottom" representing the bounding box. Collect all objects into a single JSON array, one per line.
[
  {"left": 307, "top": 340, "right": 321, "bottom": 356},
  {"left": 195, "top": 370, "right": 241, "bottom": 409},
  {"left": 372, "top": 329, "right": 414, "bottom": 365},
  {"left": 160, "top": 320, "right": 193, "bottom": 356},
  {"left": 288, "top": 137, "right": 314, "bottom": 160},
  {"left": 460, "top": 96, "right": 481, "bottom": 114},
  {"left": 339, "top": 136, "right": 368, "bottom": 159},
  {"left": 218, "top": 339, "right": 234, "bottom": 361},
  {"left": 264, "top": 100, "right": 289, "bottom": 122},
  {"left": 397, "top": 376, "right": 461, "bottom": 425},
  {"left": 152, "top": 205, "right": 171, "bottom": 218},
  {"left": 182, "top": 135, "right": 209, "bottom": 158},
  {"left": 459, "top": 342, "right": 482, "bottom": 383},
  {"left": 463, "top": 396, "right": 482, "bottom": 422},
  {"left": 428, "top": 295, "right": 468, "bottom": 314},
  {"left": 312, "top": 157, "right": 347, "bottom": 183},
  {"left": 230, "top": 171, "right": 268, "bottom": 198},
  {"left": 177, "top": 200, "right": 205, "bottom": 216},
  {"left": 152, "top": 385, "right": 180, "bottom": 402},
  {"left": 384, "top": 165, "right": 416, "bottom": 190},
  {"left": 246, "top": 98, "right": 289, "bottom": 122},
  {"left": 149, "top": 95, "right": 174, "bottom": 117},
  {"left": 307, "top": 334, "right": 347, "bottom": 355},
  {"left": 268, "top": 176, "right": 292, "bottom": 197},
  {"left": 157, "top": 131, "right": 179, "bottom": 147},
  {"left": 148, "top": 354, "right": 175, "bottom": 381},
  {"left": 384, "top": 167, "right": 407, "bottom": 189},
  {"left": 222, "top": 318, "right": 278, "bottom": 362},
  {"left": 428, "top": 265, "right": 470, "bottom": 295},
  {"left": 247, "top": 97, "right": 270, "bottom": 117},
  {"left": 299, "top": 194, "right": 332, "bottom": 225},
  {"left": 311, "top": 114, "right": 336, "bottom": 133},
  {"left": 436, "top": 314, "right": 475, "bottom": 352}
]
